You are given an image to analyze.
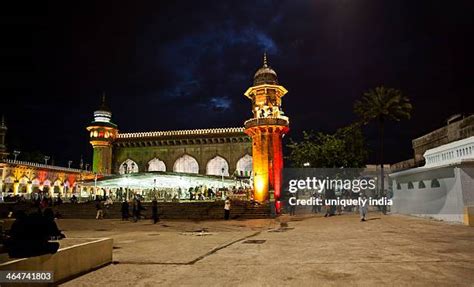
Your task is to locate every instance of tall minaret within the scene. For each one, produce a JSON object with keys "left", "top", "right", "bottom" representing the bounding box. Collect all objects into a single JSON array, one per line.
[
  {"left": 0, "top": 116, "right": 8, "bottom": 159},
  {"left": 244, "top": 53, "right": 289, "bottom": 212},
  {"left": 86, "top": 94, "right": 118, "bottom": 174}
]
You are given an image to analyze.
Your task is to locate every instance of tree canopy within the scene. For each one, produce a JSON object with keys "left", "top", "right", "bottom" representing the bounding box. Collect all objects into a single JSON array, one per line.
[{"left": 287, "top": 124, "right": 367, "bottom": 168}]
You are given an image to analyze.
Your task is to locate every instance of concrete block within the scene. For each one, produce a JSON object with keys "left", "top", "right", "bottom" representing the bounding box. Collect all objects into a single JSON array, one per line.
[{"left": 0, "top": 237, "right": 112, "bottom": 286}]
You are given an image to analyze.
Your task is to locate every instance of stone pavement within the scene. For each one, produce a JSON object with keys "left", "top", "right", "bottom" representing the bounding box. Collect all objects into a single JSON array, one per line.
[{"left": 59, "top": 213, "right": 474, "bottom": 286}]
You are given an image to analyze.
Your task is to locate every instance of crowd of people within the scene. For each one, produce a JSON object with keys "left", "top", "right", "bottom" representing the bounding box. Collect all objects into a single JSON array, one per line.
[
  {"left": 112, "top": 185, "right": 253, "bottom": 203},
  {"left": 287, "top": 189, "right": 386, "bottom": 222}
]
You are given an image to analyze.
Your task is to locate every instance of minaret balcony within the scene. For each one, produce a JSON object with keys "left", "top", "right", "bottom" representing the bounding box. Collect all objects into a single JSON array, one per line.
[{"left": 244, "top": 116, "right": 289, "bottom": 129}]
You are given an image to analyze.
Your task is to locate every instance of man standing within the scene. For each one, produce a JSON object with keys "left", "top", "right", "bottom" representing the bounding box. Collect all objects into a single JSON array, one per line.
[
  {"left": 121, "top": 200, "right": 129, "bottom": 221},
  {"left": 95, "top": 201, "right": 103, "bottom": 220},
  {"left": 224, "top": 197, "right": 231, "bottom": 220},
  {"left": 151, "top": 199, "right": 159, "bottom": 224},
  {"left": 132, "top": 199, "right": 138, "bottom": 222},
  {"left": 359, "top": 194, "right": 368, "bottom": 222}
]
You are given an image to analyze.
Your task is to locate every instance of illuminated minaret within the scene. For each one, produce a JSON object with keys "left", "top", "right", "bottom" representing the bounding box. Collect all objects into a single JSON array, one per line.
[
  {"left": 244, "top": 54, "right": 289, "bottom": 212},
  {"left": 86, "top": 95, "right": 118, "bottom": 174},
  {"left": 0, "top": 116, "right": 8, "bottom": 159}
]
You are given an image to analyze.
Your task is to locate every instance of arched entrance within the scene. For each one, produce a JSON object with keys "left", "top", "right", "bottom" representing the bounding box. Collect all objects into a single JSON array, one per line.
[
  {"left": 206, "top": 156, "right": 229, "bottom": 176},
  {"left": 18, "top": 177, "right": 29, "bottom": 194},
  {"left": 119, "top": 159, "right": 139, "bottom": 174},
  {"left": 173, "top": 155, "right": 199, "bottom": 174},
  {"left": 148, "top": 158, "right": 166, "bottom": 172},
  {"left": 3, "top": 176, "right": 15, "bottom": 193},
  {"left": 236, "top": 154, "right": 252, "bottom": 177}
]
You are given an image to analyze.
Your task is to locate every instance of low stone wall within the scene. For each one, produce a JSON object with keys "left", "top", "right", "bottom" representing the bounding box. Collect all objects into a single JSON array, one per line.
[
  {"left": 0, "top": 238, "right": 112, "bottom": 286},
  {"left": 390, "top": 164, "right": 474, "bottom": 224},
  {"left": 0, "top": 201, "right": 271, "bottom": 220}
]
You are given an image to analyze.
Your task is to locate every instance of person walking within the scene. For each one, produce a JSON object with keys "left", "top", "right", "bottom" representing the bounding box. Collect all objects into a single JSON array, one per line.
[
  {"left": 95, "top": 201, "right": 104, "bottom": 220},
  {"left": 103, "top": 197, "right": 113, "bottom": 218},
  {"left": 121, "top": 200, "right": 129, "bottom": 221},
  {"left": 359, "top": 194, "right": 368, "bottom": 222},
  {"left": 151, "top": 199, "right": 159, "bottom": 224},
  {"left": 137, "top": 199, "right": 145, "bottom": 220},
  {"left": 132, "top": 199, "right": 138, "bottom": 222},
  {"left": 224, "top": 197, "right": 231, "bottom": 220}
]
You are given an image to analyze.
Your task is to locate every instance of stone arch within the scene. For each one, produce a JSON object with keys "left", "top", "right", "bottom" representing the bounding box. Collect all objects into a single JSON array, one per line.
[
  {"left": 31, "top": 178, "right": 41, "bottom": 193},
  {"left": 42, "top": 179, "right": 52, "bottom": 194},
  {"left": 119, "top": 159, "right": 139, "bottom": 175},
  {"left": 2, "top": 176, "right": 15, "bottom": 193},
  {"left": 18, "top": 176, "right": 29, "bottom": 193},
  {"left": 19, "top": 176, "right": 29, "bottom": 184},
  {"left": 148, "top": 158, "right": 166, "bottom": 172},
  {"left": 31, "top": 178, "right": 41, "bottom": 186},
  {"left": 236, "top": 154, "right": 252, "bottom": 176},
  {"left": 53, "top": 179, "right": 63, "bottom": 194},
  {"left": 173, "top": 154, "right": 199, "bottom": 174},
  {"left": 206, "top": 156, "right": 229, "bottom": 176},
  {"left": 4, "top": 176, "right": 15, "bottom": 184}
]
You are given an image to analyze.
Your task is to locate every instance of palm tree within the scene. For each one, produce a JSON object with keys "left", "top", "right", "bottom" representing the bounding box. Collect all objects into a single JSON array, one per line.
[{"left": 354, "top": 86, "right": 412, "bottom": 201}]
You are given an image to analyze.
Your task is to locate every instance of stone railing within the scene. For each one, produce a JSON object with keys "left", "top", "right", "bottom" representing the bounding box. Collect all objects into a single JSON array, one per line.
[
  {"left": 117, "top": 127, "right": 245, "bottom": 139},
  {"left": 244, "top": 116, "right": 289, "bottom": 129},
  {"left": 424, "top": 136, "right": 474, "bottom": 167},
  {"left": 2, "top": 159, "right": 90, "bottom": 174}
]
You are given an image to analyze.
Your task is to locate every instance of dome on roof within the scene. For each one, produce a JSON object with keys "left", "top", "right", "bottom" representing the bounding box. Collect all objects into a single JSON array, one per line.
[{"left": 253, "top": 53, "right": 278, "bottom": 86}]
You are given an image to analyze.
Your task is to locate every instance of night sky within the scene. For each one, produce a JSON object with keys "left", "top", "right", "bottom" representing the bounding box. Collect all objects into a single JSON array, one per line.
[{"left": 1, "top": 0, "right": 473, "bottom": 167}]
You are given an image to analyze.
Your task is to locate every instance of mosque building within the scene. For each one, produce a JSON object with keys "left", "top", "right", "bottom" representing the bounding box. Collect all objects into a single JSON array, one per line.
[{"left": 87, "top": 54, "right": 289, "bottom": 205}]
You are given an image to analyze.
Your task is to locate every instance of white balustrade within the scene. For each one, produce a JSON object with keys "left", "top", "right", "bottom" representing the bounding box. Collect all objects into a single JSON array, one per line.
[{"left": 423, "top": 136, "right": 474, "bottom": 167}]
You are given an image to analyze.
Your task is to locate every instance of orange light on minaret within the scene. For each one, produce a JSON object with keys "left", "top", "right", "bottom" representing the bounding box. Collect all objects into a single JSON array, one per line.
[{"left": 244, "top": 53, "right": 289, "bottom": 212}]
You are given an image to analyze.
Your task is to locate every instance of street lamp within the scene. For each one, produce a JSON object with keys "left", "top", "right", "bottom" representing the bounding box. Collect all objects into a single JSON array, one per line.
[
  {"left": 68, "top": 160, "right": 73, "bottom": 168},
  {"left": 44, "top": 156, "right": 50, "bottom": 165},
  {"left": 13, "top": 150, "right": 21, "bottom": 161}
]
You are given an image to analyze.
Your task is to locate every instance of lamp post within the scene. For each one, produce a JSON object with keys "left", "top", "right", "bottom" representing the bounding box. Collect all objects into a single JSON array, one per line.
[
  {"left": 44, "top": 156, "right": 50, "bottom": 165},
  {"left": 68, "top": 160, "right": 73, "bottom": 168},
  {"left": 13, "top": 150, "right": 21, "bottom": 161}
]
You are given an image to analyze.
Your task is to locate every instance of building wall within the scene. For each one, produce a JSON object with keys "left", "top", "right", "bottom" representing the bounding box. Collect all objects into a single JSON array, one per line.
[
  {"left": 391, "top": 164, "right": 474, "bottom": 223},
  {"left": 112, "top": 141, "right": 252, "bottom": 175},
  {"left": 0, "top": 160, "right": 95, "bottom": 195},
  {"left": 460, "top": 167, "right": 474, "bottom": 206},
  {"left": 412, "top": 115, "right": 474, "bottom": 164}
]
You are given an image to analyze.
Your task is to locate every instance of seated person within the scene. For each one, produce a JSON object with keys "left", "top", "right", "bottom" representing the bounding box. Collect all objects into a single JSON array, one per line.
[
  {"left": 43, "top": 208, "right": 66, "bottom": 240},
  {"left": 5, "top": 210, "right": 62, "bottom": 258},
  {"left": 70, "top": 194, "right": 78, "bottom": 203}
]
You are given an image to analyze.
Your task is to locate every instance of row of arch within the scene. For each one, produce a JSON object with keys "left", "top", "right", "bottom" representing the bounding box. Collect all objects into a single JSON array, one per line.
[
  {"left": 395, "top": 179, "right": 441, "bottom": 190},
  {"left": 1, "top": 176, "right": 74, "bottom": 194},
  {"left": 2, "top": 176, "right": 75, "bottom": 187},
  {"left": 119, "top": 154, "right": 253, "bottom": 176}
]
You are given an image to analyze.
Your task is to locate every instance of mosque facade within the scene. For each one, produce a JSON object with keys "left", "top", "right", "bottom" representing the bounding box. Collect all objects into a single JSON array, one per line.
[{"left": 87, "top": 55, "right": 289, "bottom": 203}]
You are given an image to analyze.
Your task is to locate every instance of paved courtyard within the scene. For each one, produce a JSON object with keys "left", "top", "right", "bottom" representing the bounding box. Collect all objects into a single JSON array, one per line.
[{"left": 59, "top": 213, "right": 474, "bottom": 286}]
